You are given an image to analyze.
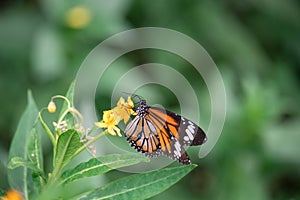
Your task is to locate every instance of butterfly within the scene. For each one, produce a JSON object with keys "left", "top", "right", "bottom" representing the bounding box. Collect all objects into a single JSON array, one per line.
[{"left": 125, "top": 96, "right": 207, "bottom": 165}]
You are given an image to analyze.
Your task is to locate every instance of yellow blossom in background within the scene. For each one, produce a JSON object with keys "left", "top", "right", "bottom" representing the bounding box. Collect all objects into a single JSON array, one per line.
[
  {"left": 65, "top": 6, "right": 91, "bottom": 29},
  {"left": 95, "top": 110, "right": 121, "bottom": 137},
  {"left": 114, "top": 96, "right": 135, "bottom": 123},
  {"left": 1, "top": 189, "right": 23, "bottom": 200}
]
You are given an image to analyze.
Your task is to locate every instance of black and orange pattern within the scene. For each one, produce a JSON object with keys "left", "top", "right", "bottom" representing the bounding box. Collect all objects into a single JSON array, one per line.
[{"left": 125, "top": 99, "right": 207, "bottom": 165}]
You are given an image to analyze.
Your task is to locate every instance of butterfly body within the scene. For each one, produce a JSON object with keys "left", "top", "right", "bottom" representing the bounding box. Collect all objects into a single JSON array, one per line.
[{"left": 125, "top": 99, "right": 207, "bottom": 165}]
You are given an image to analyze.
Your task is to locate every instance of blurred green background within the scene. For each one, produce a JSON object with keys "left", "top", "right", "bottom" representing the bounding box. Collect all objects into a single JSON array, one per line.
[{"left": 1, "top": 0, "right": 300, "bottom": 199}]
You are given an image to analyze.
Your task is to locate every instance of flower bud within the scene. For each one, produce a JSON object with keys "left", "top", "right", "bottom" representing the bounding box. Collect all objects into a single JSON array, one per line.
[{"left": 47, "top": 101, "right": 56, "bottom": 113}]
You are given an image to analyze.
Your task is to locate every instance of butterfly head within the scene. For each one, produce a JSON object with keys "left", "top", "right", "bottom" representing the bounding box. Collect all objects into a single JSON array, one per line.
[{"left": 126, "top": 93, "right": 148, "bottom": 118}]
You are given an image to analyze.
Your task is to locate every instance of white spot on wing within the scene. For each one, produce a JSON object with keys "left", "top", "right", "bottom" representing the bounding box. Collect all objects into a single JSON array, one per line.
[
  {"left": 174, "top": 150, "right": 180, "bottom": 157},
  {"left": 175, "top": 141, "right": 181, "bottom": 151},
  {"left": 184, "top": 136, "right": 189, "bottom": 141},
  {"left": 188, "top": 124, "right": 195, "bottom": 134},
  {"left": 185, "top": 129, "right": 194, "bottom": 140},
  {"left": 173, "top": 140, "right": 181, "bottom": 157}
]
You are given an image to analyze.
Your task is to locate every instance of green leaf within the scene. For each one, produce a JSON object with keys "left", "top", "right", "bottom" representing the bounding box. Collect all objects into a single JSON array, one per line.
[
  {"left": 7, "top": 127, "right": 46, "bottom": 195},
  {"left": 60, "top": 154, "right": 150, "bottom": 185},
  {"left": 54, "top": 129, "right": 83, "bottom": 170},
  {"left": 27, "top": 128, "right": 43, "bottom": 169},
  {"left": 8, "top": 128, "right": 47, "bottom": 194},
  {"left": 27, "top": 127, "right": 45, "bottom": 192},
  {"left": 7, "top": 90, "right": 38, "bottom": 199},
  {"left": 7, "top": 157, "right": 40, "bottom": 172},
  {"left": 77, "top": 164, "right": 196, "bottom": 200}
]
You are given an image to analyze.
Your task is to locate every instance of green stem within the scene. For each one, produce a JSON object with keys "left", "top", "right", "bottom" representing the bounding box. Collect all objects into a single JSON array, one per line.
[
  {"left": 57, "top": 108, "right": 70, "bottom": 126},
  {"left": 71, "top": 107, "right": 83, "bottom": 124},
  {"left": 48, "top": 166, "right": 60, "bottom": 185},
  {"left": 52, "top": 95, "right": 71, "bottom": 108},
  {"left": 52, "top": 94, "right": 72, "bottom": 127},
  {"left": 38, "top": 112, "right": 55, "bottom": 146},
  {"left": 72, "top": 130, "right": 107, "bottom": 160}
]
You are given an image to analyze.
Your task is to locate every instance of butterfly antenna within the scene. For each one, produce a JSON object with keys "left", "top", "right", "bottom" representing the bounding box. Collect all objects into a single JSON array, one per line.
[{"left": 121, "top": 92, "right": 144, "bottom": 102}]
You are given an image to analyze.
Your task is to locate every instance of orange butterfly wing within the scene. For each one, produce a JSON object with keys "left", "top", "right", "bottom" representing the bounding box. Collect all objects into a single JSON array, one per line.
[{"left": 125, "top": 100, "right": 207, "bottom": 165}]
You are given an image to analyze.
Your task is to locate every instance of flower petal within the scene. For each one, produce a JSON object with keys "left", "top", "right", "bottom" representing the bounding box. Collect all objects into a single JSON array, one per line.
[
  {"left": 123, "top": 114, "right": 130, "bottom": 123},
  {"left": 117, "top": 97, "right": 125, "bottom": 106},
  {"left": 107, "top": 127, "right": 116, "bottom": 136},
  {"left": 113, "top": 126, "right": 122, "bottom": 137},
  {"left": 94, "top": 122, "right": 107, "bottom": 128},
  {"left": 126, "top": 96, "right": 134, "bottom": 108}
]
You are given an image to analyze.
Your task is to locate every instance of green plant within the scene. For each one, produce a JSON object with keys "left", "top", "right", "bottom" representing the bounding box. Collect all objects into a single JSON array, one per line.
[{"left": 2, "top": 81, "right": 196, "bottom": 200}]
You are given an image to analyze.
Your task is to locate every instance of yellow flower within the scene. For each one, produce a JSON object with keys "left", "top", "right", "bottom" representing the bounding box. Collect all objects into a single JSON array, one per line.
[
  {"left": 114, "top": 96, "right": 135, "bottom": 123},
  {"left": 95, "top": 110, "right": 121, "bottom": 137},
  {"left": 65, "top": 6, "right": 91, "bottom": 29},
  {"left": 95, "top": 96, "right": 135, "bottom": 137}
]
